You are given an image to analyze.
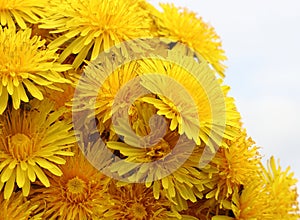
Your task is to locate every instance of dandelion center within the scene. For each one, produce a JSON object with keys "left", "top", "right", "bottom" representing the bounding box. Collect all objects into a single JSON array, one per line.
[
  {"left": 9, "top": 133, "right": 32, "bottom": 161},
  {"left": 1, "top": 33, "right": 38, "bottom": 75},
  {"left": 67, "top": 177, "right": 86, "bottom": 194},
  {"left": 146, "top": 139, "right": 171, "bottom": 160},
  {"left": 131, "top": 203, "right": 147, "bottom": 219}
]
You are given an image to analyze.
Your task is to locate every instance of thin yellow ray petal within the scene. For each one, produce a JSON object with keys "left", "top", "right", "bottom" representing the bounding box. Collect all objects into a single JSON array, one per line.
[
  {"left": 32, "top": 165, "right": 50, "bottom": 187},
  {"left": 4, "top": 170, "right": 15, "bottom": 199},
  {"left": 23, "top": 79, "right": 43, "bottom": 100},
  {"left": 16, "top": 165, "right": 26, "bottom": 188},
  {"left": 22, "top": 176, "right": 31, "bottom": 197}
]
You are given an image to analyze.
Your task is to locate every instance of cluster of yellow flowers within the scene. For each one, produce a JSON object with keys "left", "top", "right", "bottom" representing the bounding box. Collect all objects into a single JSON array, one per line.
[{"left": 0, "top": 0, "right": 299, "bottom": 219}]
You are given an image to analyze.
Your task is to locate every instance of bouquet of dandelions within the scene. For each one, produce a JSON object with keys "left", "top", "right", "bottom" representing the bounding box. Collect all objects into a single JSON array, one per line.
[{"left": 0, "top": 0, "right": 299, "bottom": 219}]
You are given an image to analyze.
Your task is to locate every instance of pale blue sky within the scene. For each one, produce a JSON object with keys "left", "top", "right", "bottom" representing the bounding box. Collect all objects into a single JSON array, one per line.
[{"left": 149, "top": 0, "right": 300, "bottom": 195}]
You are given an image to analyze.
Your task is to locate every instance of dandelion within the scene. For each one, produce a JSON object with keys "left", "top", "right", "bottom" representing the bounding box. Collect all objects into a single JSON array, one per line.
[
  {"left": 212, "top": 184, "right": 273, "bottom": 220},
  {"left": 137, "top": 44, "right": 239, "bottom": 149},
  {"left": 39, "top": 0, "right": 153, "bottom": 68},
  {"left": 0, "top": 191, "right": 41, "bottom": 219},
  {"left": 107, "top": 100, "right": 219, "bottom": 211},
  {"left": 103, "top": 180, "right": 182, "bottom": 219},
  {"left": 0, "top": 0, "right": 47, "bottom": 30},
  {"left": 0, "top": 27, "right": 71, "bottom": 114},
  {"left": 261, "top": 157, "right": 300, "bottom": 219},
  {"left": 0, "top": 99, "right": 74, "bottom": 199},
  {"left": 206, "top": 131, "right": 260, "bottom": 202},
  {"left": 154, "top": 4, "right": 227, "bottom": 77},
  {"left": 213, "top": 157, "right": 300, "bottom": 220},
  {"left": 30, "top": 148, "right": 109, "bottom": 219}
]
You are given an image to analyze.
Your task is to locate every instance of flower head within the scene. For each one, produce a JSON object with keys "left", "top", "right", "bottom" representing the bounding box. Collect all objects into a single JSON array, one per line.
[
  {"left": 213, "top": 157, "right": 300, "bottom": 220},
  {"left": 155, "top": 4, "right": 227, "bottom": 77},
  {"left": 39, "top": 0, "right": 153, "bottom": 68},
  {"left": 137, "top": 44, "right": 239, "bottom": 149},
  {"left": 207, "top": 131, "right": 260, "bottom": 201},
  {"left": 261, "top": 157, "right": 300, "bottom": 219},
  {"left": 0, "top": 99, "right": 74, "bottom": 199},
  {"left": 0, "top": 191, "right": 41, "bottom": 220},
  {"left": 30, "top": 148, "right": 109, "bottom": 219},
  {"left": 103, "top": 181, "right": 181, "bottom": 220},
  {"left": 0, "top": 27, "right": 71, "bottom": 114},
  {"left": 0, "top": 0, "right": 47, "bottom": 30}
]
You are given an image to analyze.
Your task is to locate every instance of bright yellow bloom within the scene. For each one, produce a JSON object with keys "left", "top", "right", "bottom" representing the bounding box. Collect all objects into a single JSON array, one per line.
[
  {"left": 137, "top": 44, "right": 239, "bottom": 149},
  {"left": 72, "top": 57, "right": 140, "bottom": 129},
  {"left": 213, "top": 157, "right": 300, "bottom": 220},
  {"left": 39, "top": 0, "right": 153, "bottom": 68},
  {"left": 31, "top": 149, "right": 109, "bottom": 220},
  {"left": 0, "top": 0, "right": 47, "bottom": 30},
  {"left": 212, "top": 184, "right": 273, "bottom": 220},
  {"left": 0, "top": 99, "right": 74, "bottom": 199},
  {"left": 0, "top": 191, "right": 41, "bottom": 220},
  {"left": 155, "top": 4, "right": 227, "bottom": 77},
  {"left": 207, "top": 131, "right": 260, "bottom": 201},
  {"left": 103, "top": 180, "right": 181, "bottom": 220},
  {"left": 0, "top": 27, "right": 71, "bottom": 114},
  {"left": 107, "top": 101, "right": 219, "bottom": 211},
  {"left": 261, "top": 157, "right": 300, "bottom": 219}
]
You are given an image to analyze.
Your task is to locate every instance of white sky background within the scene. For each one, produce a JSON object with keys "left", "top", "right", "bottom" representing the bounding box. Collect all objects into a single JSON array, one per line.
[{"left": 149, "top": 0, "right": 300, "bottom": 197}]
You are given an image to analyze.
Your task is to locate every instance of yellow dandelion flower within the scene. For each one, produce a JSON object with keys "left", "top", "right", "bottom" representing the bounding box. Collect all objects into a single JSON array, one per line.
[
  {"left": 72, "top": 52, "right": 141, "bottom": 127},
  {"left": 0, "top": 0, "right": 47, "bottom": 30},
  {"left": 212, "top": 184, "right": 273, "bottom": 220},
  {"left": 107, "top": 101, "right": 220, "bottom": 211},
  {"left": 0, "top": 99, "right": 75, "bottom": 199},
  {"left": 207, "top": 131, "right": 260, "bottom": 201},
  {"left": 103, "top": 180, "right": 181, "bottom": 220},
  {"left": 155, "top": 4, "right": 227, "bottom": 77},
  {"left": 0, "top": 191, "right": 41, "bottom": 220},
  {"left": 31, "top": 148, "right": 109, "bottom": 220},
  {"left": 39, "top": 0, "right": 153, "bottom": 68},
  {"left": 213, "top": 157, "right": 300, "bottom": 220},
  {"left": 137, "top": 44, "right": 238, "bottom": 148},
  {"left": 0, "top": 27, "right": 71, "bottom": 114},
  {"left": 261, "top": 156, "right": 300, "bottom": 219}
]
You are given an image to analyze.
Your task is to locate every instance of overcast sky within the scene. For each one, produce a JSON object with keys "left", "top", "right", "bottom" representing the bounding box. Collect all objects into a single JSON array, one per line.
[{"left": 149, "top": 0, "right": 300, "bottom": 194}]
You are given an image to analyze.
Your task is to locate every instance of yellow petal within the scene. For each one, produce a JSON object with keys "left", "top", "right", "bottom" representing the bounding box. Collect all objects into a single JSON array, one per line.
[
  {"left": 47, "top": 156, "right": 66, "bottom": 165},
  {"left": 48, "top": 165, "right": 63, "bottom": 176},
  {"left": 0, "top": 181, "right": 3, "bottom": 191},
  {"left": 2, "top": 74, "right": 8, "bottom": 86},
  {"left": 0, "top": 159, "right": 12, "bottom": 172},
  {"left": 7, "top": 78, "right": 14, "bottom": 95},
  {"left": 34, "top": 157, "right": 54, "bottom": 170},
  {"left": 32, "top": 165, "right": 50, "bottom": 187},
  {"left": 23, "top": 79, "right": 43, "bottom": 100},
  {"left": 11, "top": 10, "right": 27, "bottom": 29},
  {"left": 161, "top": 177, "right": 169, "bottom": 189},
  {"left": 1, "top": 166, "right": 14, "bottom": 182},
  {"left": 153, "top": 181, "right": 160, "bottom": 199},
  {"left": 0, "top": 87, "right": 8, "bottom": 114},
  {"left": 22, "top": 177, "right": 31, "bottom": 197},
  {"left": 20, "top": 160, "right": 28, "bottom": 171},
  {"left": 91, "top": 37, "right": 102, "bottom": 60},
  {"left": 4, "top": 170, "right": 15, "bottom": 199},
  {"left": 17, "top": 84, "right": 29, "bottom": 102},
  {"left": 16, "top": 165, "right": 25, "bottom": 188},
  {"left": 12, "top": 88, "right": 21, "bottom": 110},
  {"left": 27, "top": 164, "right": 36, "bottom": 182}
]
